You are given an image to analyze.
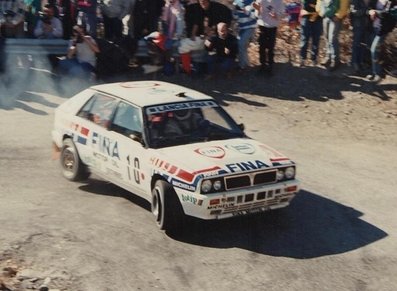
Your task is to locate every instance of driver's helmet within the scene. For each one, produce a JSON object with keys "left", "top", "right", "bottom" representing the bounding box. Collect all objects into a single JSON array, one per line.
[{"left": 174, "top": 109, "right": 192, "bottom": 121}]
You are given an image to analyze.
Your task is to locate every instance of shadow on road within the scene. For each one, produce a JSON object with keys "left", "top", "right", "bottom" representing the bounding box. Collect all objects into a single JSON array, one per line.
[
  {"left": 79, "top": 179, "right": 387, "bottom": 259},
  {"left": 169, "top": 190, "right": 387, "bottom": 259},
  {"left": 2, "top": 60, "right": 396, "bottom": 112}
]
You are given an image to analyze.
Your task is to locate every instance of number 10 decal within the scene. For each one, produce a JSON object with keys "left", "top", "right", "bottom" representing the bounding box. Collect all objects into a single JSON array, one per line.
[{"left": 127, "top": 155, "right": 140, "bottom": 184}]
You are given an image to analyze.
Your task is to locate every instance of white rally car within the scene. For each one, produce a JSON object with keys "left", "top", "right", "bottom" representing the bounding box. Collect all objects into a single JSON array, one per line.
[{"left": 52, "top": 81, "right": 299, "bottom": 231}]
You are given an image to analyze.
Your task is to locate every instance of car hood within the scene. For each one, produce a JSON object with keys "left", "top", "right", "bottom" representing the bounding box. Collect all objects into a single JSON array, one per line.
[{"left": 151, "top": 138, "right": 293, "bottom": 181}]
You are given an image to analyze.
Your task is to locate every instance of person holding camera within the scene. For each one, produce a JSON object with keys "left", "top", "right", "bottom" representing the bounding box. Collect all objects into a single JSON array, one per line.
[
  {"left": 58, "top": 24, "right": 100, "bottom": 79},
  {"left": 0, "top": 0, "right": 26, "bottom": 38},
  {"left": 33, "top": 3, "right": 63, "bottom": 39}
]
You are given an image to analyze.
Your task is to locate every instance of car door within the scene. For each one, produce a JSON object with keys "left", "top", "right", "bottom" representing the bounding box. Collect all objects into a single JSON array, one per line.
[
  {"left": 75, "top": 93, "right": 119, "bottom": 174},
  {"left": 106, "top": 101, "right": 151, "bottom": 198}
]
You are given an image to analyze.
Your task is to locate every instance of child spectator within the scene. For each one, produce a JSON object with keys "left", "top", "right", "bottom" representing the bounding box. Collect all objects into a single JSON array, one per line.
[
  {"left": 204, "top": 22, "right": 238, "bottom": 78},
  {"left": 178, "top": 0, "right": 232, "bottom": 74}
]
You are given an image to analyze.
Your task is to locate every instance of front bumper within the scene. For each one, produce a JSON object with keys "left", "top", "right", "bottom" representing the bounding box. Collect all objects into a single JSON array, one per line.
[{"left": 177, "top": 180, "right": 299, "bottom": 220}]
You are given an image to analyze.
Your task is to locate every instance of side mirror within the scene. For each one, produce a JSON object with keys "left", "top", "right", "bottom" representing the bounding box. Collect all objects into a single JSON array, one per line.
[
  {"left": 129, "top": 133, "right": 145, "bottom": 146},
  {"left": 238, "top": 123, "right": 245, "bottom": 131}
]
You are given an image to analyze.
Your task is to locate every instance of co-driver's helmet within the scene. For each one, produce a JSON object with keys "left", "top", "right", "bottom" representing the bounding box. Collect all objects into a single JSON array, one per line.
[{"left": 174, "top": 109, "right": 192, "bottom": 121}]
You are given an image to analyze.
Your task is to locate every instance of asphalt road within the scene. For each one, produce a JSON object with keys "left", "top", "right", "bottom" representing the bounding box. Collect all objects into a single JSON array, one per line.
[{"left": 1, "top": 72, "right": 397, "bottom": 291}]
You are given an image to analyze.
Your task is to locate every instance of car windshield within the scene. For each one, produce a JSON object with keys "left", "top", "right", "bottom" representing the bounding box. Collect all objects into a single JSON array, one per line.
[{"left": 145, "top": 101, "right": 245, "bottom": 148}]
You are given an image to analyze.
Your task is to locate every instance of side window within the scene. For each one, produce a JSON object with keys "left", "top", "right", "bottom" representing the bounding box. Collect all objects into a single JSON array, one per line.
[
  {"left": 77, "top": 95, "right": 96, "bottom": 119},
  {"left": 78, "top": 94, "right": 118, "bottom": 128},
  {"left": 111, "top": 102, "right": 143, "bottom": 137},
  {"left": 201, "top": 107, "right": 233, "bottom": 131}
]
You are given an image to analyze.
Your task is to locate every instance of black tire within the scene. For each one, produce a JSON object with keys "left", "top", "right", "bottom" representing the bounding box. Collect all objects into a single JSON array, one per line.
[
  {"left": 151, "top": 180, "right": 184, "bottom": 232},
  {"left": 60, "top": 138, "right": 90, "bottom": 181}
]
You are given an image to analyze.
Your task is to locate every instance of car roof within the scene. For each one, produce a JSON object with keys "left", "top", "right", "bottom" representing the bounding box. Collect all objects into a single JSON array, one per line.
[{"left": 91, "top": 81, "right": 214, "bottom": 108}]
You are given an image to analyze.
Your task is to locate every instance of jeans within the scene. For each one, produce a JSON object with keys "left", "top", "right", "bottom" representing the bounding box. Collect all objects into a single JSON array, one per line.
[
  {"left": 58, "top": 58, "right": 95, "bottom": 78},
  {"left": 351, "top": 18, "right": 367, "bottom": 65},
  {"left": 370, "top": 34, "right": 385, "bottom": 76},
  {"left": 323, "top": 17, "right": 341, "bottom": 62},
  {"left": 300, "top": 18, "right": 322, "bottom": 61},
  {"left": 238, "top": 27, "right": 255, "bottom": 69},
  {"left": 103, "top": 15, "right": 123, "bottom": 40},
  {"left": 207, "top": 55, "right": 235, "bottom": 75},
  {"left": 258, "top": 26, "right": 277, "bottom": 67}
]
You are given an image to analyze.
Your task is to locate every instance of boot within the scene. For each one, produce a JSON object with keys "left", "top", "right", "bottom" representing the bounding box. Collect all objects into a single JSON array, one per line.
[{"left": 180, "top": 53, "right": 192, "bottom": 74}]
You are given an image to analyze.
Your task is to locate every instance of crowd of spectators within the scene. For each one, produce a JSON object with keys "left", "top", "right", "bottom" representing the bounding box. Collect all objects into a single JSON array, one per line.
[{"left": 0, "top": 0, "right": 396, "bottom": 82}]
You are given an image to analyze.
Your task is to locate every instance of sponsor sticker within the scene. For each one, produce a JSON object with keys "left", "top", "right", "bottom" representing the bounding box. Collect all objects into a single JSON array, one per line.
[
  {"left": 146, "top": 101, "right": 217, "bottom": 114},
  {"left": 225, "top": 143, "right": 256, "bottom": 154},
  {"left": 194, "top": 146, "right": 225, "bottom": 159}
]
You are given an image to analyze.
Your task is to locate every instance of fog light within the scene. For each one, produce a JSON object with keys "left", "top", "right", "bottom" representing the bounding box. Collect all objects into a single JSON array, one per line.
[
  {"left": 276, "top": 169, "right": 284, "bottom": 180},
  {"left": 285, "top": 167, "right": 295, "bottom": 179},
  {"left": 201, "top": 180, "right": 212, "bottom": 193},
  {"left": 213, "top": 180, "right": 222, "bottom": 191}
]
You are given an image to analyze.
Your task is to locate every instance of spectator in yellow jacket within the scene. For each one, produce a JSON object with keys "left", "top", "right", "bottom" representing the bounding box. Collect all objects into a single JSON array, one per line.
[{"left": 316, "top": 0, "right": 349, "bottom": 71}]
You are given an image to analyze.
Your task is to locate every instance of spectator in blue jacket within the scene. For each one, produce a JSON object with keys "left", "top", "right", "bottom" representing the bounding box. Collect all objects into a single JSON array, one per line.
[
  {"left": 233, "top": 0, "right": 257, "bottom": 71},
  {"left": 367, "top": 0, "right": 397, "bottom": 82}
]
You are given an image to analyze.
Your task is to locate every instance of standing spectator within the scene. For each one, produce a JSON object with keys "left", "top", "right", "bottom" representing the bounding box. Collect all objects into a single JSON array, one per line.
[
  {"left": 178, "top": 0, "right": 232, "bottom": 74},
  {"left": 366, "top": 0, "right": 396, "bottom": 82},
  {"left": 0, "top": 0, "right": 26, "bottom": 38},
  {"left": 316, "top": 0, "right": 349, "bottom": 71},
  {"left": 253, "top": 0, "right": 285, "bottom": 75},
  {"left": 58, "top": 24, "right": 100, "bottom": 78},
  {"left": 34, "top": 3, "right": 63, "bottom": 38},
  {"left": 77, "top": 0, "right": 98, "bottom": 38},
  {"left": 161, "top": 0, "right": 185, "bottom": 40},
  {"left": 299, "top": 0, "right": 323, "bottom": 66},
  {"left": 100, "top": 0, "right": 131, "bottom": 41},
  {"left": 204, "top": 22, "right": 238, "bottom": 78},
  {"left": 350, "top": 0, "right": 371, "bottom": 73},
  {"left": 24, "top": 0, "right": 42, "bottom": 38},
  {"left": 233, "top": 0, "right": 257, "bottom": 71},
  {"left": 59, "top": 0, "right": 77, "bottom": 39},
  {"left": 132, "top": 0, "right": 164, "bottom": 41}
]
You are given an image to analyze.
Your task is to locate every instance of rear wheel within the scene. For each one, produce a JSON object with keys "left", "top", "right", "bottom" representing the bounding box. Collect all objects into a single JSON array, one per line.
[
  {"left": 60, "top": 138, "right": 90, "bottom": 181},
  {"left": 151, "top": 180, "right": 184, "bottom": 232}
]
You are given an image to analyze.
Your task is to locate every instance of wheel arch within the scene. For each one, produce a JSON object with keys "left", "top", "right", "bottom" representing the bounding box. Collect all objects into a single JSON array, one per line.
[{"left": 151, "top": 174, "right": 168, "bottom": 191}]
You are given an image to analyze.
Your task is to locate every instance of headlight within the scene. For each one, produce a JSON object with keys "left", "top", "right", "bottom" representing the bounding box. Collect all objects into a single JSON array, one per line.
[
  {"left": 213, "top": 180, "right": 222, "bottom": 191},
  {"left": 201, "top": 180, "right": 212, "bottom": 193},
  {"left": 285, "top": 167, "right": 295, "bottom": 179},
  {"left": 276, "top": 169, "right": 284, "bottom": 181}
]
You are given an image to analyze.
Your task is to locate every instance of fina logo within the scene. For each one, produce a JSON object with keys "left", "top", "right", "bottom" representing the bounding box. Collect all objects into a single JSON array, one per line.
[
  {"left": 194, "top": 146, "right": 225, "bottom": 159},
  {"left": 225, "top": 143, "right": 256, "bottom": 154}
]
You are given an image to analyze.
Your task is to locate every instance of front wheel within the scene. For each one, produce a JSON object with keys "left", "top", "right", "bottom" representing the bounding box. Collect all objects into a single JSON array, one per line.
[
  {"left": 151, "top": 180, "right": 184, "bottom": 232},
  {"left": 60, "top": 138, "right": 90, "bottom": 181}
]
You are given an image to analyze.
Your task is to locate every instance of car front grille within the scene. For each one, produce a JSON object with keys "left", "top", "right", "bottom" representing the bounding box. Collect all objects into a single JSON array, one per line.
[{"left": 225, "top": 170, "right": 277, "bottom": 190}]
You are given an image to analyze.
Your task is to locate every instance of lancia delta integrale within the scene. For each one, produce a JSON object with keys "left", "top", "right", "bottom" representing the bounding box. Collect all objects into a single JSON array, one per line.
[{"left": 52, "top": 81, "right": 299, "bottom": 231}]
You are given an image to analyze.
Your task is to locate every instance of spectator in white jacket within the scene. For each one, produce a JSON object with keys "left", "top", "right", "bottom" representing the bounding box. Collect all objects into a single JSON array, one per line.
[{"left": 253, "top": 0, "right": 284, "bottom": 75}]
